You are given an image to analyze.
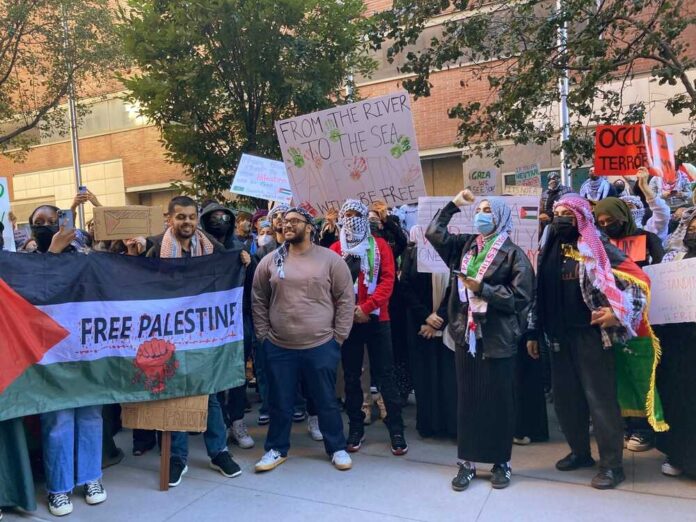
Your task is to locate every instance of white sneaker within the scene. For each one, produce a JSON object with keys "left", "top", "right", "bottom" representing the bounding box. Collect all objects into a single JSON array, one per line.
[
  {"left": 48, "top": 493, "right": 73, "bottom": 516},
  {"left": 332, "top": 450, "right": 353, "bottom": 471},
  {"left": 307, "top": 415, "right": 324, "bottom": 441},
  {"left": 662, "top": 458, "right": 683, "bottom": 477},
  {"left": 513, "top": 436, "right": 531, "bottom": 446},
  {"left": 255, "top": 449, "right": 287, "bottom": 472},
  {"left": 229, "top": 420, "right": 255, "bottom": 449},
  {"left": 84, "top": 480, "right": 107, "bottom": 505}
]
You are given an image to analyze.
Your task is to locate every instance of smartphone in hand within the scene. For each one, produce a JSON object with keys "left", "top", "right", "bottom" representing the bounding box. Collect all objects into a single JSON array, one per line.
[
  {"left": 78, "top": 185, "right": 87, "bottom": 194},
  {"left": 57, "top": 209, "right": 74, "bottom": 231},
  {"left": 452, "top": 269, "right": 468, "bottom": 279}
]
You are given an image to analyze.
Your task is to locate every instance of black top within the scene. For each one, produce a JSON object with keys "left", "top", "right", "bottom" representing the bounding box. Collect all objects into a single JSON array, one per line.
[{"left": 560, "top": 248, "right": 592, "bottom": 327}]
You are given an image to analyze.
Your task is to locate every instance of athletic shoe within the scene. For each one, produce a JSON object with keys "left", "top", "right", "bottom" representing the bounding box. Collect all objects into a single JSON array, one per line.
[
  {"left": 626, "top": 433, "right": 653, "bottom": 452},
  {"left": 591, "top": 467, "right": 625, "bottom": 489},
  {"left": 346, "top": 428, "right": 365, "bottom": 453},
  {"left": 210, "top": 451, "right": 242, "bottom": 478},
  {"left": 255, "top": 449, "right": 287, "bottom": 472},
  {"left": 555, "top": 453, "right": 595, "bottom": 471},
  {"left": 292, "top": 411, "right": 307, "bottom": 422},
  {"left": 258, "top": 414, "right": 270, "bottom": 425},
  {"left": 513, "top": 436, "right": 531, "bottom": 445},
  {"left": 307, "top": 415, "right": 324, "bottom": 441},
  {"left": 169, "top": 459, "right": 188, "bottom": 487},
  {"left": 229, "top": 420, "right": 255, "bottom": 449},
  {"left": 451, "top": 463, "right": 476, "bottom": 492},
  {"left": 332, "top": 450, "right": 353, "bottom": 470},
  {"left": 389, "top": 432, "right": 408, "bottom": 456},
  {"left": 48, "top": 493, "right": 73, "bottom": 517},
  {"left": 83, "top": 480, "right": 107, "bottom": 505},
  {"left": 490, "top": 463, "right": 512, "bottom": 489},
  {"left": 662, "top": 458, "right": 683, "bottom": 477}
]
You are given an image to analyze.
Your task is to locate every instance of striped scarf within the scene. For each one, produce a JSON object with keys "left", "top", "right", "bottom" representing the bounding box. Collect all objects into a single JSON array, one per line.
[{"left": 160, "top": 227, "right": 214, "bottom": 258}]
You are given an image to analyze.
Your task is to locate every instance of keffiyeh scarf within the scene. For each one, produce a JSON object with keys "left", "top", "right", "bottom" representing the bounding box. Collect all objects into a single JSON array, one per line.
[
  {"left": 338, "top": 200, "right": 380, "bottom": 294},
  {"left": 160, "top": 227, "right": 214, "bottom": 258},
  {"left": 663, "top": 206, "right": 696, "bottom": 262},
  {"left": 554, "top": 195, "right": 636, "bottom": 336},
  {"left": 619, "top": 195, "right": 646, "bottom": 227},
  {"left": 273, "top": 206, "right": 316, "bottom": 279},
  {"left": 458, "top": 197, "right": 513, "bottom": 355}
]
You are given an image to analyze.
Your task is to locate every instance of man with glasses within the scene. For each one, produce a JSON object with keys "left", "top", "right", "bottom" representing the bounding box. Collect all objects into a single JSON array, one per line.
[{"left": 252, "top": 207, "right": 355, "bottom": 472}]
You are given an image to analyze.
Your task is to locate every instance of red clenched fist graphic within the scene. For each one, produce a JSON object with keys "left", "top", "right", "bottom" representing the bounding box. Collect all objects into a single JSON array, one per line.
[{"left": 133, "top": 339, "right": 179, "bottom": 394}]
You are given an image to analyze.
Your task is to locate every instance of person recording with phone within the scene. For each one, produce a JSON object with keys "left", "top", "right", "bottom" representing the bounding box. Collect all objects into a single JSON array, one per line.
[{"left": 426, "top": 189, "right": 534, "bottom": 492}]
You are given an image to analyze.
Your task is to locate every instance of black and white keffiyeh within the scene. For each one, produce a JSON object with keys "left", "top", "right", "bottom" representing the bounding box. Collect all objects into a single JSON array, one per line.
[
  {"left": 273, "top": 206, "right": 316, "bottom": 279},
  {"left": 338, "top": 199, "right": 380, "bottom": 294}
]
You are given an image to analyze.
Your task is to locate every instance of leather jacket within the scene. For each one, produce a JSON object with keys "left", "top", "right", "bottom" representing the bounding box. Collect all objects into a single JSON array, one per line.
[{"left": 425, "top": 201, "right": 535, "bottom": 358}]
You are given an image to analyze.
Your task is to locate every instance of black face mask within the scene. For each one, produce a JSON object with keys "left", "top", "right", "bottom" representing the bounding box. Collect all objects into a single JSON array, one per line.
[
  {"left": 31, "top": 224, "right": 59, "bottom": 253},
  {"left": 614, "top": 183, "right": 625, "bottom": 195},
  {"left": 207, "top": 221, "right": 231, "bottom": 238},
  {"left": 551, "top": 216, "right": 579, "bottom": 242},
  {"left": 369, "top": 221, "right": 381, "bottom": 234},
  {"left": 684, "top": 232, "right": 696, "bottom": 251},
  {"left": 601, "top": 221, "right": 625, "bottom": 239}
]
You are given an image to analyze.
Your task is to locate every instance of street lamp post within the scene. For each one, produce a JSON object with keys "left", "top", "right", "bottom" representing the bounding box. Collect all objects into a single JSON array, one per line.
[{"left": 557, "top": 0, "right": 571, "bottom": 187}]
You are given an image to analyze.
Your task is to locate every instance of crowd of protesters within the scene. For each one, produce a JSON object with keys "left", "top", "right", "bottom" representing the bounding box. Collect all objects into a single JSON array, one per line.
[{"left": 1, "top": 162, "right": 696, "bottom": 519}]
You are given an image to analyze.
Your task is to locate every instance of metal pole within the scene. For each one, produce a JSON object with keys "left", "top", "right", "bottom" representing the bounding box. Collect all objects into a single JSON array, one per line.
[
  {"left": 557, "top": 0, "right": 571, "bottom": 187},
  {"left": 62, "top": 5, "right": 85, "bottom": 228}
]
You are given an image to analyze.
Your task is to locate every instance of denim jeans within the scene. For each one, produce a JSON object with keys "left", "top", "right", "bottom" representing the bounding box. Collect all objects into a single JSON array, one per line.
[
  {"left": 255, "top": 336, "right": 269, "bottom": 416},
  {"left": 41, "top": 406, "right": 103, "bottom": 494},
  {"left": 264, "top": 339, "right": 345, "bottom": 456},
  {"left": 171, "top": 393, "right": 227, "bottom": 464}
]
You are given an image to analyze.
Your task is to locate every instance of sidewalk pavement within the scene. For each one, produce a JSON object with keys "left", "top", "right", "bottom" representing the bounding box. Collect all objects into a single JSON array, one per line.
[{"left": 5, "top": 403, "right": 695, "bottom": 522}]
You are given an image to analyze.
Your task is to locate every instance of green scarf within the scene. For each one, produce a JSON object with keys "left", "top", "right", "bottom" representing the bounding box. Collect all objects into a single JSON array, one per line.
[
  {"left": 466, "top": 234, "right": 498, "bottom": 278},
  {"left": 593, "top": 197, "right": 638, "bottom": 236}
]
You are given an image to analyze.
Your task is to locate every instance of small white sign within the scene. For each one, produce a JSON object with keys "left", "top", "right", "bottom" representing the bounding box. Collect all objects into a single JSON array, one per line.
[
  {"left": 231, "top": 154, "right": 293, "bottom": 204},
  {"left": 0, "top": 178, "right": 16, "bottom": 252},
  {"left": 644, "top": 258, "right": 696, "bottom": 325}
]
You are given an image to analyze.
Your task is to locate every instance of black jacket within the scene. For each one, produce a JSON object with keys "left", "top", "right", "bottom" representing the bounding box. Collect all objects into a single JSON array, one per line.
[{"left": 425, "top": 201, "right": 535, "bottom": 358}]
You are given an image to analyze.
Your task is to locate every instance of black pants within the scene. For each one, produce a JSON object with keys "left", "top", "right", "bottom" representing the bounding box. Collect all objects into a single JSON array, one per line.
[
  {"left": 550, "top": 327, "right": 623, "bottom": 469},
  {"left": 342, "top": 321, "right": 403, "bottom": 432}
]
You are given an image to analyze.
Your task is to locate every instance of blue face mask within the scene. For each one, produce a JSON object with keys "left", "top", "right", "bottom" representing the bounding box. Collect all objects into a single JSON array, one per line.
[{"left": 474, "top": 212, "right": 496, "bottom": 235}]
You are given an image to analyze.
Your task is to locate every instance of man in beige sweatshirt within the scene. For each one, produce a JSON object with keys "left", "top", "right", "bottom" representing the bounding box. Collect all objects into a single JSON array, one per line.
[{"left": 252, "top": 206, "right": 354, "bottom": 472}]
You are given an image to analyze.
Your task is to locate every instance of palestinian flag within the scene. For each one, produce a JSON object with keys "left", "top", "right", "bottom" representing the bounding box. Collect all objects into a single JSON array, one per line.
[
  {"left": 0, "top": 251, "right": 246, "bottom": 421},
  {"left": 519, "top": 206, "right": 539, "bottom": 220}
]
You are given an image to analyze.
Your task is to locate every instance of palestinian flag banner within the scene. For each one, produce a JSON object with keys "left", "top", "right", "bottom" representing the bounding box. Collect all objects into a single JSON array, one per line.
[
  {"left": 519, "top": 206, "right": 538, "bottom": 220},
  {"left": 0, "top": 251, "right": 246, "bottom": 421}
]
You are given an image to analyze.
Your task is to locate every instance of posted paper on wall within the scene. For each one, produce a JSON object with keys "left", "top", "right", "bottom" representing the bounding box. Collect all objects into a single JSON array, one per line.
[
  {"left": 0, "top": 178, "right": 15, "bottom": 252},
  {"left": 275, "top": 91, "right": 427, "bottom": 216}
]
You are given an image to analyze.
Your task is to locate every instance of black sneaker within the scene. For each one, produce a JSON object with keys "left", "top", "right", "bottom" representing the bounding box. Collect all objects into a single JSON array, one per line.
[
  {"left": 451, "top": 463, "right": 476, "bottom": 491},
  {"left": 555, "top": 453, "right": 595, "bottom": 471},
  {"left": 210, "top": 451, "right": 242, "bottom": 478},
  {"left": 389, "top": 432, "right": 408, "bottom": 456},
  {"left": 490, "top": 463, "right": 512, "bottom": 489},
  {"left": 168, "top": 459, "right": 188, "bottom": 487},
  {"left": 591, "top": 467, "right": 625, "bottom": 490},
  {"left": 346, "top": 428, "right": 365, "bottom": 453}
]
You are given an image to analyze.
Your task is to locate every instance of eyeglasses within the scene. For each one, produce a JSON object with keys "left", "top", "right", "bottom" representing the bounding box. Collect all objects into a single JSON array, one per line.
[
  {"left": 282, "top": 218, "right": 308, "bottom": 227},
  {"left": 211, "top": 215, "right": 231, "bottom": 223}
]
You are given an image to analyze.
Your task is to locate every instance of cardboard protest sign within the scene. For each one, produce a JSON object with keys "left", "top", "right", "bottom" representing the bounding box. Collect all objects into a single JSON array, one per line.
[
  {"left": 93, "top": 206, "right": 162, "bottom": 241},
  {"left": 275, "top": 91, "right": 427, "bottom": 216},
  {"left": 121, "top": 395, "right": 208, "bottom": 432},
  {"left": 231, "top": 154, "right": 293, "bottom": 204},
  {"left": 505, "top": 185, "right": 542, "bottom": 197},
  {"left": 515, "top": 164, "right": 541, "bottom": 188},
  {"left": 594, "top": 124, "right": 676, "bottom": 182},
  {"left": 468, "top": 168, "right": 498, "bottom": 196},
  {"left": 644, "top": 258, "right": 696, "bottom": 325},
  {"left": 0, "top": 178, "right": 15, "bottom": 252},
  {"left": 414, "top": 196, "right": 540, "bottom": 273},
  {"left": 611, "top": 235, "right": 647, "bottom": 263}
]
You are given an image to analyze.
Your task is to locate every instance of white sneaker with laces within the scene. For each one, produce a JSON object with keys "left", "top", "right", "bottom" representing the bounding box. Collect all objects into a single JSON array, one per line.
[
  {"left": 332, "top": 450, "right": 353, "bottom": 471},
  {"left": 255, "top": 449, "right": 287, "bottom": 472},
  {"left": 307, "top": 415, "right": 324, "bottom": 441},
  {"left": 84, "top": 480, "right": 107, "bottom": 505},
  {"left": 229, "top": 420, "right": 255, "bottom": 449},
  {"left": 662, "top": 459, "right": 683, "bottom": 477},
  {"left": 48, "top": 493, "right": 73, "bottom": 516}
]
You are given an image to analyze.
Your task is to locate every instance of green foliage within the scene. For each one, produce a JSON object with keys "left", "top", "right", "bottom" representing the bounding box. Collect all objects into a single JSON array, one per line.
[
  {"left": 0, "top": 0, "right": 121, "bottom": 157},
  {"left": 369, "top": 0, "right": 696, "bottom": 167},
  {"left": 120, "top": 0, "right": 376, "bottom": 202}
]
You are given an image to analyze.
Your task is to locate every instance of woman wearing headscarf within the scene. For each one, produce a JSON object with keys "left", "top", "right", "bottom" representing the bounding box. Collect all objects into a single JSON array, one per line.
[
  {"left": 527, "top": 194, "right": 656, "bottom": 490},
  {"left": 400, "top": 228, "right": 456, "bottom": 439},
  {"left": 426, "top": 190, "right": 534, "bottom": 491},
  {"left": 653, "top": 207, "right": 696, "bottom": 478}
]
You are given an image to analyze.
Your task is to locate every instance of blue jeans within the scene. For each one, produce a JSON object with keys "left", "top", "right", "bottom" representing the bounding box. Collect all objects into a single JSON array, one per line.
[
  {"left": 41, "top": 406, "right": 103, "bottom": 494},
  {"left": 171, "top": 394, "right": 227, "bottom": 464},
  {"left": 264, "top": 339, "right": 345, "bottom": 456}
]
